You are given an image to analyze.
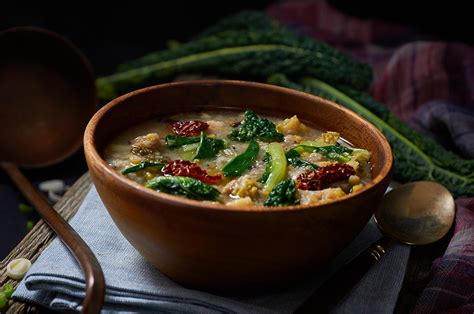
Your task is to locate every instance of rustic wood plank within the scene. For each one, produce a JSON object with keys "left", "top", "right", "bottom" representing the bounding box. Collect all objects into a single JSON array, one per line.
[{"left": 1, "top": 173, "right": 92, "bottom": 313}]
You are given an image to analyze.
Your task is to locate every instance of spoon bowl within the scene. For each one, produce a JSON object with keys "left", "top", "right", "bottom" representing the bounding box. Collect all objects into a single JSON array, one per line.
[
  {"left": 375, "top": 181, "right": 455, "bottom": 245},
  {"left": 0, "top": 27, "right": 96, "bottom": 167}
]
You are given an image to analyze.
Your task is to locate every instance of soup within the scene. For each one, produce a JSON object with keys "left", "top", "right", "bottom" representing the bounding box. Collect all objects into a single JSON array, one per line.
[{"left": 104, "top": 110, "right": 371, "bottom": 207}]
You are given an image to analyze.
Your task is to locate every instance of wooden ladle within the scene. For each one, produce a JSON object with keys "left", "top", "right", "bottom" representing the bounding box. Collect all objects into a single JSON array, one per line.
[{"left": 0, "top": 27, "right": 104, "bottom": 313}]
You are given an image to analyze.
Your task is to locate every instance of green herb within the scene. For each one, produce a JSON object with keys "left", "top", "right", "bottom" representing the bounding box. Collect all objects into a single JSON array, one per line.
[
  {"left": 286, "top": 149, "right": 319, "bottom": 169},
  {"left": 268, "top": 74, "right": 474, "bottom": 196},
  {"left": 145, "top": 176, "right": 220, "bottom": 201},
  {"left": 223, "top": 140, "right": 260, "bottom": 177},
  {"left": 165, "top": 135, "right": 200, "bottom": 148},
  {"left": 194, "top": 132, "right": 225, "bottom": 160},
  {"left": 19, "top": 203, "right": 33, "bottom": 214},
  {"left": 2, "top": 283, "right": 14, "bottom": 298},
  {"left": 121, "top": 161, "right": 165, "bottom": 175},
  {"left": 264, "top": 179, "right": 299, "bottom": 206},
  {"left": 294, "top": 144, "right": 353, "bottom": 163},
  {"left": 262, "top": 142, "right": 287, "bottom": 191},
  {"left": 0, "top": 282, "right": 15, "bottom": 310},
  {"left": 228, "top": 110, "right": 284, "bottom": 142},
  {"left": 0, "top": 292, "right": 6, "bottom": 310},
  {"left": 26, "top": 220, "right": 34, "bottom": 231}
]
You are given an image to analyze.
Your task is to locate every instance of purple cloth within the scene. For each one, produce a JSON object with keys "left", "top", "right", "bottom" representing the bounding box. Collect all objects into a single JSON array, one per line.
[
  {"left": 412, "top": 198, "right": 474, "bottom": 313},
  {"left": 267, "top": 1, "right": 474, "bottom": 312}
]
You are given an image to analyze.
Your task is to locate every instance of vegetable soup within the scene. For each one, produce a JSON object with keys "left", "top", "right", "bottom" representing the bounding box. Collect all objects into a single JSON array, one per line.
[{"left": 104, "top": 110, "right": 371, "bottom": 207}]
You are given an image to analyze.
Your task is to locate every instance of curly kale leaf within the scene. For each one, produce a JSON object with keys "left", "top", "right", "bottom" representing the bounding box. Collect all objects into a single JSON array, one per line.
[
  {"left": 228, "top": 110, "right": 284, "bottom": 142},
  {"left": 264, "top": 179, "right": 299, "bottom": 207},
  {"left": 145, "top": 176, "right": 220, "bottom": 201}
]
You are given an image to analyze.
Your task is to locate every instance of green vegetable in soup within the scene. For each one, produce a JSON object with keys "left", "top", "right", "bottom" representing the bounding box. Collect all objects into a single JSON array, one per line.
[
  {"left": 264, "top": 179, "right": 299, "bottom": 206},
  {"left": 263, "top": 142, "right": 287, "bottom": 191},
  {"left": 294, "top": 143, "right": 353, "bottom": 163},
  {"left": 222, "top": 140, "right": 260, "bottom": 177},
  {"left": 228, "top": 110, "right": 284, "bottom": 142},
  {"left": 166, "top": 133, "right": 224, "bottom": 160},
  {"left": 286, "top": 149, "right": 319, "bottom": 169},
  {"left": 259, "top": 152, "right": 271, "bottom": 183},
  {"left": 145, "top": 176, "right": 220, "bottom": 201},
  {"left": 122, "top": 161, "right": 165, "bottom": 174},
  {"left": 194, "top": 132, "right": 225, "bottom": 160},
  {"left": 165, "top": 135, "right": 200, "bottom": 148}
]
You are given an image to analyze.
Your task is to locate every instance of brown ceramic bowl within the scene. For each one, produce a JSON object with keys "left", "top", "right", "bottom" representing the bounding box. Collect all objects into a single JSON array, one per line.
[{"left": 84, "top": 80, "right": 392, "bottom": 290}]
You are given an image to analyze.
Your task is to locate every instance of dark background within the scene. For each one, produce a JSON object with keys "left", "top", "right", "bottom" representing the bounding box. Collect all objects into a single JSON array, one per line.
[{"left": 1, "top": 1, "right": 472, "bottom": 258}]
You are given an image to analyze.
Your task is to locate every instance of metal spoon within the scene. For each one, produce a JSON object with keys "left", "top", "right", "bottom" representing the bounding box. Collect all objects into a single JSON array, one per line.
[
  {"left": 375, "top": 181, "right": 455, "bottom": 245},
  {"left": 297, "top": 181, "right": 455, "bottom": 312},
  {"left": 0, "top": 27, "right": 104, "bottom": 313}
]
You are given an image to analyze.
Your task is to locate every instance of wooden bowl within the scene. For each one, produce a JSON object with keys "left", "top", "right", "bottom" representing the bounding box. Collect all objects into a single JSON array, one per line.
[{"left": 84, "top": 80, "right": 392, "bottom": 290}]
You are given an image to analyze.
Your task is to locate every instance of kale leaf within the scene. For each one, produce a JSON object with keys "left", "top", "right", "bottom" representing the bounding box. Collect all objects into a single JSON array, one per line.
[
  {"left": 165, "top": 135, "right": 200, "bottom": 148},
  {"left": 286, "top": 149, "right": 319, "bottom": 169},
  {"left": 264, "top": 179, "right": 299, "bottom": 206},
  {"left": 166, "top": 132, "right": 224, "bottom": 160},
  {"left": 228, "top": 110, "right": 284, "bottom": 142},
  {"left": 145, "top": 176, "right": 220, "bottom": 201},
  {"left": 222, "top": 140, "right": 260, "bottom": 177},
  {"left": 295, "top": 144, "right": 353, "bottom": 163},
  {"left": 194, "top": 132, "right": 225, "bottom": 159},
  {"left": 122, "top": 161, "right": 165, "bottom": 175}
]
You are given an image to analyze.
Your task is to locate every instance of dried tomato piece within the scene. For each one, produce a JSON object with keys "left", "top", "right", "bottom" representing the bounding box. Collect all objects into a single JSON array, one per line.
[
  {"left": 162, "top": 160, "right": 222, "bottom": 184},
  {"left": 170, "top": 120, "right": 209, "bottom": 136},
  {"left": 296, "top": 163, "right": 355, "bottom": 190}
]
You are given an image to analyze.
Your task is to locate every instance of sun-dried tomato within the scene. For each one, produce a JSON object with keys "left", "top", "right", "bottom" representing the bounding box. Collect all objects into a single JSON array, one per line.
[
  {"left": 296, "top": 163, "right": 355, "bottom": 190},
  {"left": 169, "top": 120, "right": 209, "bottom": 136},
  {"left": 162, "top": 160, "right": 221, "bottom": 184}
]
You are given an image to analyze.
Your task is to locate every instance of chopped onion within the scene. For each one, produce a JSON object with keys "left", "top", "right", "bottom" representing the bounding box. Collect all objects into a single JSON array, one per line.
[
  {"left": 7, "top": 258, "right": 32, "bottom": 280},
  {"left": 39, "top": 180, "right": 65, "bottom": 193}
]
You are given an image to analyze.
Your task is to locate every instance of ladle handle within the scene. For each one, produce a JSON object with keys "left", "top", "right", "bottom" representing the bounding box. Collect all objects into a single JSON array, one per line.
[
  {"left": 1, "top": 162, "right": 105, "bottom": 313},
  {"left": 297, "top": 237, "right": 394, "bottom": 312}
]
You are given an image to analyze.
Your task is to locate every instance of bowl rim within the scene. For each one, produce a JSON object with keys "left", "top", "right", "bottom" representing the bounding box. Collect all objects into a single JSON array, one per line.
[{"left": 84, "top": 80, "right": 393, "bottom": 213}]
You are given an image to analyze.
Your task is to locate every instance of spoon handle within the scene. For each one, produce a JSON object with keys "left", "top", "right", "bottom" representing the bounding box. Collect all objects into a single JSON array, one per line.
[
  {"left": 1, "top": 162, "right": 105, "bottom": 313},
  {"left": 297, "top": 237, "right": 394, "bottom": 312}
]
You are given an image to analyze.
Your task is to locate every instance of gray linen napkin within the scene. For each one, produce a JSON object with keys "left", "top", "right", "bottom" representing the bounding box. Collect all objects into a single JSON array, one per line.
[{"left": 13, "top": 186, "right": 410, "bottom": 313}]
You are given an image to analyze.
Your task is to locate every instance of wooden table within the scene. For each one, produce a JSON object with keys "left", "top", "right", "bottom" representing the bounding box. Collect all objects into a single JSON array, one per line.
[{"left": 0, "top": 173, "right": 449, "bottom": 313}]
